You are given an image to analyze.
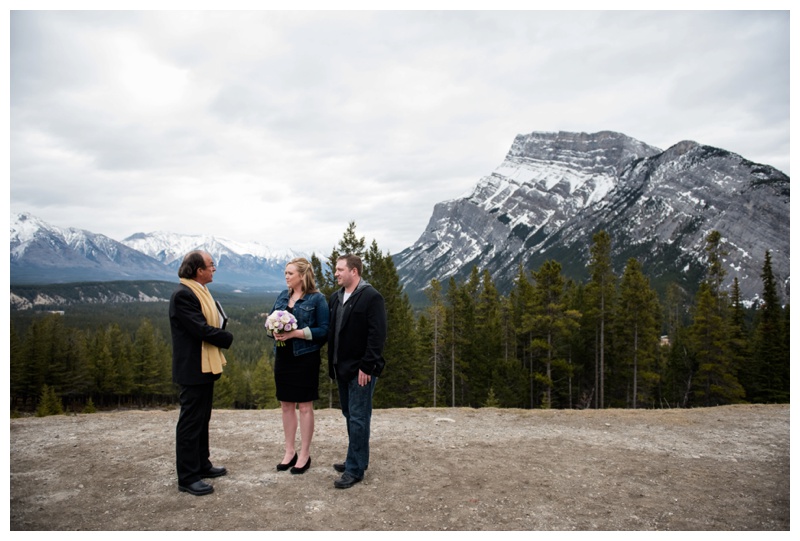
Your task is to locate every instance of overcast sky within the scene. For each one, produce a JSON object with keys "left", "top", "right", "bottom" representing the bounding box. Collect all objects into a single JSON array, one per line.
[{"left": 8, "top": 8, "right": 791, "bottom": 255}]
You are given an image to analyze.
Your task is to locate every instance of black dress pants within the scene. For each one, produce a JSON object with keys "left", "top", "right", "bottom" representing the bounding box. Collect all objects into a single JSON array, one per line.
[{"left": 176, "top": 382, "right": 215, "bottom": 485}]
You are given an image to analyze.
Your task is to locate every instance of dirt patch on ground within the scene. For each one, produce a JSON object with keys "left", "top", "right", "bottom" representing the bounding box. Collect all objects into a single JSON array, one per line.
[{"left": 9, "top": 404, "right": 790, "bottom": 531}]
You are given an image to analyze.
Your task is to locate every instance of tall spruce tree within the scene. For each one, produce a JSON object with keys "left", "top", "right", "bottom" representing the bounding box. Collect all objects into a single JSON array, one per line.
[
  {"left": 366, "top": 244, "right": 421, "bottom": 407},
  {"left": 425, "top": 279, "right": 446, "bottom": 407},
  {"left": 89, "top": 326, "right": 118, "bottom": 405},
  {"left": 615, "top": 258, "right": 660, "bottom": 408},
  {"left": 472, "top": 270, "right": 502, "bottom": 406},
  {"left": 752, "top": 250, "right": 789, "bottom": 402},
  {"left": 661, "top": 283, "right": 692, "bottom": 407},
  {"left": 508, "top": 264, "right": 536, "bottom": 407},
  {"left": 490, "top": 294, "right": 528, "bottom": 408},
  {"left": 526, "top": 260, "right": 580, "bottom": 408},
  {"left": 251, "top": 355, "right": 278, "bottom": 409},
  {"left": 107, "top": 324, "right": 134, "bottom": 404},
  {"left": 704, "top": 230, "right": 729, "bottom": 313},
  {"left": 461, "top": 267, "right": 483, "bottom": 406},
  {"left": 587, "top": 230, "right": 616, "bottom": 408},
  {"left": 689, "top": 283, "right": 745, "bottom": 405},
  {"left": 728, "top": 278, "right": 753, "bottom": 399},
  {"left": 445, "top": 275, "right": 473, "bottom": 407},
  {"left": 132, "top": 319, "right": 170, "bottom": 403}
]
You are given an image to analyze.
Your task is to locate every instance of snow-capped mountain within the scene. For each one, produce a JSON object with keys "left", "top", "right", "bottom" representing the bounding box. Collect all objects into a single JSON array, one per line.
[
  {"left": 9, "top": 213, "right": 301, "bottom": 289},
  {"left": 10, "top": 130, "right": 790, "bottom": 306},
  {"left": 10, "top": 212, "right": 174, "bottom": 284},
  {"left": 394, "top": 131, "right": 790, "bottom": 303},
  {"left": 121, "top": 231, "right": 298, "bottom": 265},
  {"left": 122, "top": 231, "right": 301, "bottom": 288}
]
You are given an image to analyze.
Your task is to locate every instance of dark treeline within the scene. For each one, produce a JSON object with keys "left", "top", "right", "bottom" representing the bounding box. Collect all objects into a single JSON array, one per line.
[{"left": 10, "top": 223, "right": 790, "bottom": 415}]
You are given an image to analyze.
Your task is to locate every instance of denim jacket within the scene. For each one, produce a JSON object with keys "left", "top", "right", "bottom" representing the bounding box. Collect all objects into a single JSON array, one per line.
[{"left": 268, "top": 290, "right": 329, "bottom": 356}]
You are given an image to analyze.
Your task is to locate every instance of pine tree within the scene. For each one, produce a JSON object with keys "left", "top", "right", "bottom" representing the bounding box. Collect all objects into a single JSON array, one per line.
[
  {"left": 689, "top": 283, "right": 745, "bottom": 406},
  {"left": 728, "top": 278, "right": 753, "bottom": 399},
  {"left": 445, "top": 275, "right": 472, "bottom": 407},
  {"left": 311, "top": 253, "right": 332, "bottom": 297},
  {"left": 83, "top": 397, "right": 97, "bottom": 413},
  {"left": 459, "top": 267, "right": 482, "bottom": 406},
  {"left": 107, "top": 324, "right": 134, "bottom": 403},
  {"left": 251, "top": 355, "right": 279, "bottom": 409},
  {"left": 615, "top": 258, "right": 661, "bottom": 408},
  {"left": 89, "top": 327, "right": 119, "bottom": 405},
  {"left": 660, "top": 283, "right": 692, "bottom": 407},
  {"left": 213, "top": 374, "right": 236, "bottom": 408},
  {"left": 587, "top": 230, "right": 616, "bottom": 408},
  {"left": 525, "top": 260, "right": 580, "bottom": 408},
  {"left": 132, "top": 319, "right": 169, "bottom": 404},
  {"left": 752, "top": 250, "right": 789, "bottom": 402},
  {"left": 491, "top": 294, "right": 529, "bottom": 408},
  {"left": 36, "top": 384, "right": 64, "bottom": 417},
  {"left": 483, "top": 386, "right": 501, "bottom": 407},
  {"left": 367, "top": 245, "right": 421, "bottom": 407},
  {"left": 472, "top": 270, "right": 502, "bottom": 406},
  {"left": 425, "top": 279, "right": 446, "bottom": 407},
  {"left": 10, "top": 322, "right": 25, "bottom": 408},
  {"left": 508, "top": 264, "right": 537, "bottom": 408},
  {"left": 704, "top": 230, "right": 729, "bottom": 311}
]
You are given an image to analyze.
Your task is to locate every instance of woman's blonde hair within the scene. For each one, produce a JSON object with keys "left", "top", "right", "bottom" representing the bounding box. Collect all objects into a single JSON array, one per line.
[{"left": 287, "top": 257, "right": 318, "bottom": 294}]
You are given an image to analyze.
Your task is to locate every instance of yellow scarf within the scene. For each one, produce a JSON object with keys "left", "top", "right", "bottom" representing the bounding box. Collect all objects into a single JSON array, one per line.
[{"left": 180, "top": 278, "right": 227, "bottom": 375}]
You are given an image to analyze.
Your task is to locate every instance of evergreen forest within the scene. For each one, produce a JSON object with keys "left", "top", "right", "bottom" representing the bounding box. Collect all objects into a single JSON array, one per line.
[{"left": 10, "top": 222, "right": 790, "bottom": 416}]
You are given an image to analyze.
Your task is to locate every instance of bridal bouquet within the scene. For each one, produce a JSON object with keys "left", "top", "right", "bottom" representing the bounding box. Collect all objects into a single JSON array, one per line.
[{"left": 265, "top": 310, "right": 298, "bottom": 346}]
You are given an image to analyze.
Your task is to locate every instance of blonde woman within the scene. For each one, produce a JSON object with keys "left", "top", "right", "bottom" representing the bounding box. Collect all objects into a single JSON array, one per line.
[{"left": 267, "top": 257, "right": 329, "bottom": 474}]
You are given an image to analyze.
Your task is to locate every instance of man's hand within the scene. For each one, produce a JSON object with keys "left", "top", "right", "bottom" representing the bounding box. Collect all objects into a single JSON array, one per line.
[{"left": 358, "top": 369, "right": 372, "bottom": 387}]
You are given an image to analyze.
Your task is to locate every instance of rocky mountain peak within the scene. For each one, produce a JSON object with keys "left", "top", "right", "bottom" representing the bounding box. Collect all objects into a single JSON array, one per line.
[{"left": 394, "top": 130, "right": 789, "bottom": 304}]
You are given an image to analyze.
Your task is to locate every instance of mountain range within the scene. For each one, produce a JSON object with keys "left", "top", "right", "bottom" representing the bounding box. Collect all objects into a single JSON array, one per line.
[
  {"left": 10, "top": 130, "right": 790, "bottom": 307},
  {"left": 10, "top": 212, "right": 300, "bottom": 291},
  {"left": 394, "top": 131, "right": 790, "bottom": 304}
]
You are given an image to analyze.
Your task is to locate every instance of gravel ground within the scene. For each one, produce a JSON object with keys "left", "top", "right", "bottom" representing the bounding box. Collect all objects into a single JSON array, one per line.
[{"left": 9, "top": 404, "right": 790, "bottom": 531}]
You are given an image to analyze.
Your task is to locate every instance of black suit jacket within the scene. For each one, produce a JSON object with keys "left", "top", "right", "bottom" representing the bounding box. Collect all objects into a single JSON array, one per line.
[
  {"left": 327, "top": 282, "right": 387, "bottom": 382},
  {"left": 169, "top": 284, "right": 234, "bottom": 386}
]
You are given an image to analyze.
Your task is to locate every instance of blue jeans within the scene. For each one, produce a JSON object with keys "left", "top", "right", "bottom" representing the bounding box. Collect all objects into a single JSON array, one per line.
[{"left": 337, "top": 375, "right": 377, "bottom": 479}]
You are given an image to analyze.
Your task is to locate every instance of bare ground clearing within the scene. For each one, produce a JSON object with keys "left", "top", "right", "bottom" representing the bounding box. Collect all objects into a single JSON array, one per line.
[{"left": 9, "top": 404, "right": 790, "bottom": 531}]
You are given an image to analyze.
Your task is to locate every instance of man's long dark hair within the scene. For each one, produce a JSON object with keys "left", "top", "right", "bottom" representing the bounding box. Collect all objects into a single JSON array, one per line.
[{"left": 178, "top": 250, "right": 207, "bottom": 279}]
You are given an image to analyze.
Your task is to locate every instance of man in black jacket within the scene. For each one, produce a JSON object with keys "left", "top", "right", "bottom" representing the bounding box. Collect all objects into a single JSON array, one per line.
[
  {"left": 327, "top": 254, "right": 387, "bottom": 489},
  {"left": 169, "top": 250, "right": 233, "bottom": 496}
]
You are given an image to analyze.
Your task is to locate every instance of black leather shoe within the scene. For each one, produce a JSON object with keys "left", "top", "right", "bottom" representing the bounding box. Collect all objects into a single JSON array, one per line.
[
  {"left": 333, "top": 462, "right": 367, "bottom": 473},
  {"left": 178, "top": 480, "right": 214, "bottom": 496},
  {"left": 334, "top": 473, "right": 362, "bottom": 489},
  {"left": 291, "top": 456, "right": 311, "bottom": 474},
  {"left": 201, "top": 466, "right": 227, "bottom": 478},
  {"left": 277, "top": 453, "right": 298, "bottom": 471}
]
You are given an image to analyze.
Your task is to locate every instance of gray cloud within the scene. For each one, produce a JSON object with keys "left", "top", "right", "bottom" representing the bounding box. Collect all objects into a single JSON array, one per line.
[{"left": 9, "top": 10, "right": 790, "bottom": 255}]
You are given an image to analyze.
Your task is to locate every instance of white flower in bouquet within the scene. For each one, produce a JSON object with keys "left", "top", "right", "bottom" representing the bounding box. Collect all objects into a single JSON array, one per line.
[{"left": 265, "top": 309, "right": 298, "bottom": 346}]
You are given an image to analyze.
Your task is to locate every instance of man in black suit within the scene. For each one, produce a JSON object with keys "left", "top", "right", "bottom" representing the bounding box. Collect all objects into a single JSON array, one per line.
[{"left": 169, "top": 250, "right": 233, "bottom": 496}]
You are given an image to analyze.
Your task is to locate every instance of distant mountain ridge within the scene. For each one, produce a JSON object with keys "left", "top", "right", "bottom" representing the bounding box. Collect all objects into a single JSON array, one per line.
[
  {"left": 121, "top": 230, "right": 301, "bottom": 289},
  {"left": 10, "top": 130, "right": 790, "bottom": 306},
  {"left": 10, "top": 212, "right": 300, "bottom": 290},
  {"left": 393, "top": 131, "right": 789, "bottom": 303},
  {"left": 10, "top": 213, "right": 174, "bottom": 284}
]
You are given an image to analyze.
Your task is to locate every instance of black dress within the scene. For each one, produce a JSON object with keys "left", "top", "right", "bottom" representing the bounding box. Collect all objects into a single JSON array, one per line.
[{"left": 273, "top": 306, "right": 321, "bottom": 403}]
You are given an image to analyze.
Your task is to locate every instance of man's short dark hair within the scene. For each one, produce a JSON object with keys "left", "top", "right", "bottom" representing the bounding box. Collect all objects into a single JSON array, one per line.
[
  {"left": 338, "top": 254, "right": 363, "bottom": 276},
  {"left": 178, "top": 251, "right": 207, "bottom": 279}
]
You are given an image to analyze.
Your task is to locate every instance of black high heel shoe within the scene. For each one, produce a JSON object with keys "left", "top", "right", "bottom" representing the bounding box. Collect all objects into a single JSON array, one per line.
[
  {"left": 277, "top": 453, "right": 298, "bottom": 471},
  {"left": 291, "top": 456, "right": 311, "bottom": 474}
]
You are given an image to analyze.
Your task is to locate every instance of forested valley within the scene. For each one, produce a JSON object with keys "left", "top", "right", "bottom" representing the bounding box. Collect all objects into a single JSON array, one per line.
[{"left": 10, "top": 223, "right": 790, "bottom": 416}]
